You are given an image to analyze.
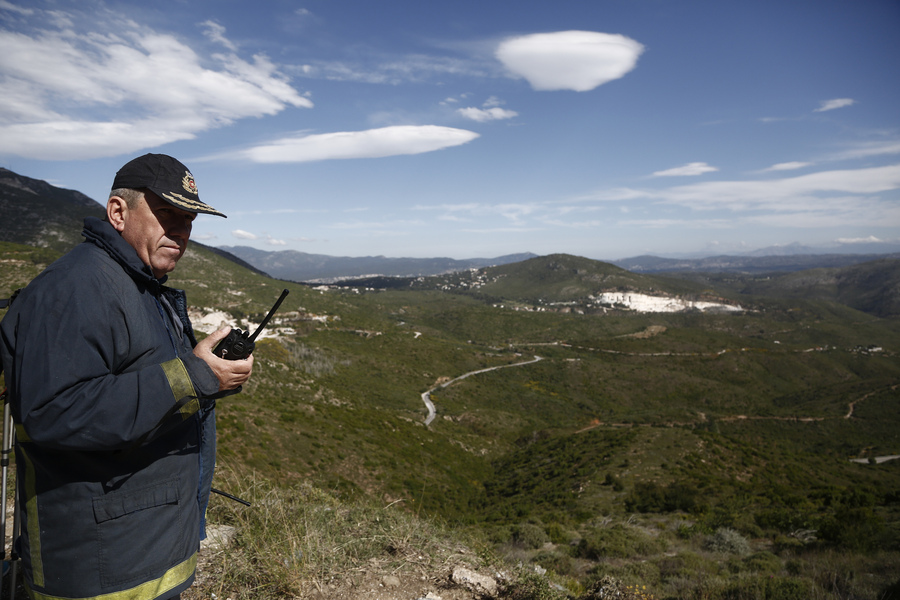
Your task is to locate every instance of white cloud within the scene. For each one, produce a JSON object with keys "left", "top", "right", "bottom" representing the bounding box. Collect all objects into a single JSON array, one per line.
[
  {"left": 232, "top": 230, "right": 258, "bottom": 240},
  {"left": 653, "top": 164, "right": 900, "bottom": 212},
  {"left": 652, "top": 162, "right": 719, "bottom": 177},
  {"left": 836, "top": 236, "right": 882, "bottom": 244},
  {"left": 815, "top": 98, "right": 855, "bottom": 112},
  {"left": 224, "top": 125, "right": 479, "bottom": 163},
  {"left": 763, "top": 161, "right": 812, "bottom": 172},
  {"left": 0, "top": 9, "right": 311, "bottom": 160},
  {"left": 457, "top": 106, "right": 518, "bottom": 122},
  {"left": 0, "top": 0, "right": 33, "bottom": 15},
  {"left": 563, "top": 164, "right": 900, "bottom": 232},
  {"left": 829, "top": 140, "right": 900, "bottom": 161},
  {"left": 201, "top": 20, "right": 237, "bottom": 51},
  {"left": 414, "top": 201, "right": 541, "bottom": 225},
  {"left": 496, "top": 31, "right": 644, "bottom": 92},
  {"left": 296, "top": 54, "right": 487, "bottom": 85},
  {"left": 457, "top": 96, "right": 518, "bottom": 122}
]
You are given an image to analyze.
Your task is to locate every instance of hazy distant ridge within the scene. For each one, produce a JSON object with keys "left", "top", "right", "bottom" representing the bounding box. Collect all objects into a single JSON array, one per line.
[
  {"left": 613, "top": 252, "right": 900, "bottom": 274},
  {"left": 219, "top": 245, "right": 538, "bottom": 282}
]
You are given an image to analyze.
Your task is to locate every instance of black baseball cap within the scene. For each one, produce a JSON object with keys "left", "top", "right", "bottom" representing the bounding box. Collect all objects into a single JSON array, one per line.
[{"left": 112, "top": 153, "right": 226, "bottom": 218}]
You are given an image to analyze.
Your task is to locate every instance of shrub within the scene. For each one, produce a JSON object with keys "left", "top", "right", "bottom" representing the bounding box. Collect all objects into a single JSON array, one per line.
[
  {"left": 656, "top": 550, "right": 720, "bottom": 581},
  {"left": 578, "top": 522, "right": 665, "bottom": 559},
  {"left": 503, "top": 567, "right": 566, "bottom": 600},
  {"left": 817, "top": 507, "right": 884, "bottom": 551},
  {"left": 764, "top": 575, "right": 812, "bottom": 600},
  {"left": 545, "top": 521, "right": 576, "bottom": 545},
  {"left": 703, "top": 527, "right": 751, "bottom": 556},
  {"left": 625, "top": 481, "right": 702, "bottom": 514},
  {"left": 514, "top": 523, "right": 550, "bottom": 549},
  {"left": 532, "top": 549, "right": 576, "bottom": 577},
  {"left": 743, "top": 551, "right": 782, "bottom": 575}
]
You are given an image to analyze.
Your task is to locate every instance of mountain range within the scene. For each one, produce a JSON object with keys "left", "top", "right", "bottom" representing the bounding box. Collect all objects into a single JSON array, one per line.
[
  {"left": 218, "top": 244, "right": 538, "bottom": 282},
  {"left": 5, "top": 166, "right": 897, "bottom": 282}
]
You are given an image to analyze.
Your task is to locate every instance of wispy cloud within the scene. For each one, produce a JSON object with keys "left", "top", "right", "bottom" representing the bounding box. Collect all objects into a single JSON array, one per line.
[
  {"left": 815, "top": 98, "right": 855, "bottom": 112},
  {"left": 230, "top": 230, "right": 287, "bottom": 245},
  {"left": 200, "top": 20, "right": 238, "bottom": 51},
  {"left": 496, "top": 30, "right": 644, "bottom": 92},
  {"left": 762, "top": 161, "right": 812, "bottom": 172},
  {"left": 652, "top": 162, "right": 719, "bottom": 177},
  {"left": 828, "top": 140, "right": 900, "bottom": 161},
  {"left": 0, "top": 7, "right": 311, "bottom": 160},
  {"left": 457, "top": 97, "right": 518, "bottom": 122},
  {"left": 293, "top": 54, "right": 491, "bottom": 85},
  {"left": 646, "top": 164, "right": 900, "bottom": 213},
  {"left": 414, "top": 201, "right": 540, "bottom": 224},
  {"left": 836, "top": 235, "right": 882, "bottom": 244},
  {"left": 216, "top": 125, "right": 479, "bottom": 163},
  {"left": 0, "top": 0, "right": 32, "bottom": 16},
  {"left": 457, "top": 107, "right": 518, "bottom": 122}
]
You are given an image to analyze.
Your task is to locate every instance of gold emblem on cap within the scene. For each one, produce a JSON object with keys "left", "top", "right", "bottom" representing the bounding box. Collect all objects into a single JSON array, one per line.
[{"left": 182, "top": 172, "right": 198, "bottom": 196}]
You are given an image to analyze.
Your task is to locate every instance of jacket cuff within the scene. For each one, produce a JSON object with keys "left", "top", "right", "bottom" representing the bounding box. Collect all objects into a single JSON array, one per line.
[{"left": 166, "top": 355, "right": 221, "bottom": 409}]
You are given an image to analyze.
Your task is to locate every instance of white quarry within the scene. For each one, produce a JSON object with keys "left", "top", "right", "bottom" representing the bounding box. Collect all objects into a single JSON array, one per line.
[{"left": 591, "top": 292, "right": 743, "bottom": 313}]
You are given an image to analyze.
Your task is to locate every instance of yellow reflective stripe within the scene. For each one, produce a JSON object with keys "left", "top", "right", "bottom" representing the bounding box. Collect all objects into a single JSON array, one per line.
[
  {"left": 160, "top": 358, "right": 199, "bottom": 419},
  {"left": 26, "top": 552, "right": 197, "bottom": 600},
  {"left": 19, "top": 445, "right": 44, "bottom": 587}
]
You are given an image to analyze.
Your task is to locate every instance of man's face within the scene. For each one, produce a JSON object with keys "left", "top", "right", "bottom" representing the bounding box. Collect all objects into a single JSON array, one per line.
[{"left": 116, "top": 191, "right": 196, "bottom": 279}]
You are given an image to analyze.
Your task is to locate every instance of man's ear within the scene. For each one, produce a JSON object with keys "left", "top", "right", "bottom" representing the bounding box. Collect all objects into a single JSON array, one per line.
[{"left": 107, "top": 196, "right": 128, "bottom": 233}]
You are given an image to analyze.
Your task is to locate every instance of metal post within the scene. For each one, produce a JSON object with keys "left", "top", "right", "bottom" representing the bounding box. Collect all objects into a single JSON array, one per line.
[
  {"left": 1, "top": 395, "right": 11, "bottom": 600},
  {"left": 1, "top": 393, "right": 18, "bottom": 600},
  {"left": 8, "top": 477, "right": 17, "bottom": 600}
]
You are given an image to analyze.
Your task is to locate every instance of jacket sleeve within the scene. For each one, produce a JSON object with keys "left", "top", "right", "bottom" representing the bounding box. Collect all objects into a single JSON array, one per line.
[{"left": 7, "top": 262, "right": 220, "bottom": 451}]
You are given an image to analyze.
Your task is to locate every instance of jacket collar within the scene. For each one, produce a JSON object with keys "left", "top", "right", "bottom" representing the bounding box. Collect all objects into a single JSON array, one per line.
[{"left": 81, "top": 217, "right": 168, "bottom": 289}]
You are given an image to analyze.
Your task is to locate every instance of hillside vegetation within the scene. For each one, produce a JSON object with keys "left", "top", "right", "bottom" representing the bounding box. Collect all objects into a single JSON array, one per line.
[{"left": 1, "top": 170, "right": 899, "bottom": 599}]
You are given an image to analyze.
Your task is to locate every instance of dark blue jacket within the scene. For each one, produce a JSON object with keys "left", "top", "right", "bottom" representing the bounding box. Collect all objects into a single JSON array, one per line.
[{"left": 0, "top": 217, "right": 221, "bottom": 600}]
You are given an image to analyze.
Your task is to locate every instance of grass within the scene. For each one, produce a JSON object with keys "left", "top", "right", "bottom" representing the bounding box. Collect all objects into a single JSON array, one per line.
[
  {"left": 190, "top": 465, "right": 900, "bottom": 599},
  {"left": 190, "top": 461, "right": 495, "bottom": 600}
]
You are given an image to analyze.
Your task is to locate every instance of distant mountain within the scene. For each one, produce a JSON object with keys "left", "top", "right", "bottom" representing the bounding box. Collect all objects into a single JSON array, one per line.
[
  {"left": 0, "top": 167, "right": 106, "bottom": 254},
  {"left": 744, "top": 240, "right": 900, "bottom": 256},
  {"left": 406, "top": 253, "right": 720, "bottom": 305},
  {"left": 342, "top": 253, "right": 900, "bottom": 318},
  {"left": 218, "top": 245, "right": 538, "bottom": 282},
  {"left": 613, "top": 253, "right": 900, "bottom": 274},
  {"left": 0, "top": 168, "right": 269, "bottom": 280},
  {"left": 730, "top": 258, "right": 900, "bottom": 318}
]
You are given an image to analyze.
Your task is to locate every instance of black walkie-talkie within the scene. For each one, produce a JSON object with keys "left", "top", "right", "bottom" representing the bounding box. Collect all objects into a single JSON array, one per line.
[{"left": 213, "top": 289, "right": 289, "bottom": 360}]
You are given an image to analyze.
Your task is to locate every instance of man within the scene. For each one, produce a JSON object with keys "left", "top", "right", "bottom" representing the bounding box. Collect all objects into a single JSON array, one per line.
[{"left": 0, "top": 154, "right": 252, "bottom": 600}]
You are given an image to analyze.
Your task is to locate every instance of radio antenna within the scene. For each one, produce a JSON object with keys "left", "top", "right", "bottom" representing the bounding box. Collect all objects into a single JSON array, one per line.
[{"left": 248, "top": 289, "right": 290, "bottom": 343}]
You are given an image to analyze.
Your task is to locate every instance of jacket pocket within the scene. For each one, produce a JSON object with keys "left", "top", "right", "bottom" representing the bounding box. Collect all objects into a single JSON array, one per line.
[{"left": 93, "top": 478, "right": 186, "bottom": 587}]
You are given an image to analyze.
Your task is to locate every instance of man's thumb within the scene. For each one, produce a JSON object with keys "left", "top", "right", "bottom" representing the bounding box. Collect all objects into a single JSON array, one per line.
[{"left": 208, "top": 326, "right": 233, "bottom": 343}]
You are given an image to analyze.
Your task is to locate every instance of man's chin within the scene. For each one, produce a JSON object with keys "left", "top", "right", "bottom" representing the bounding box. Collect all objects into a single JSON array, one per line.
[{"left": 151, "top": 258, "right": 181, "bottom": 278}]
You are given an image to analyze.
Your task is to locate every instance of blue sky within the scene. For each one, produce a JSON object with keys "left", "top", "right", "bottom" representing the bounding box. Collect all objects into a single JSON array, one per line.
[{"left": 1, "top": 0, "right": 899, "bottom": 260}]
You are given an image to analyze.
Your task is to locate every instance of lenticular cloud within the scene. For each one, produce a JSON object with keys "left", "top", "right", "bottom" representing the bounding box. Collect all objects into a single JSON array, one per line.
[
  {"left": 496, "top": 31, "right": 644, "bottom": 92},
  {"left": 242, "top": 125, "right": 480, "bottom": 163}
]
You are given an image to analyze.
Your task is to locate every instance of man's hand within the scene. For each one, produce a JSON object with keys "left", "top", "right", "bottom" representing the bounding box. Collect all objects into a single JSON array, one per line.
[{"left": 194, "top": 327, "right": 254, "bottom": 392}]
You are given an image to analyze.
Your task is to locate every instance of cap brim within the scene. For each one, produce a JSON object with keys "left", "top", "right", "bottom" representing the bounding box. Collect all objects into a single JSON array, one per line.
[{"left": 155, "top": 189, "right": 227, "bottom": 218}]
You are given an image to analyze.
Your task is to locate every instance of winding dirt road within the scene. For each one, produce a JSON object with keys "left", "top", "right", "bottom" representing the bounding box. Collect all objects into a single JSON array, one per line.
[{"left": 421, "top": 356, "right": 543, "bottom": 425}]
